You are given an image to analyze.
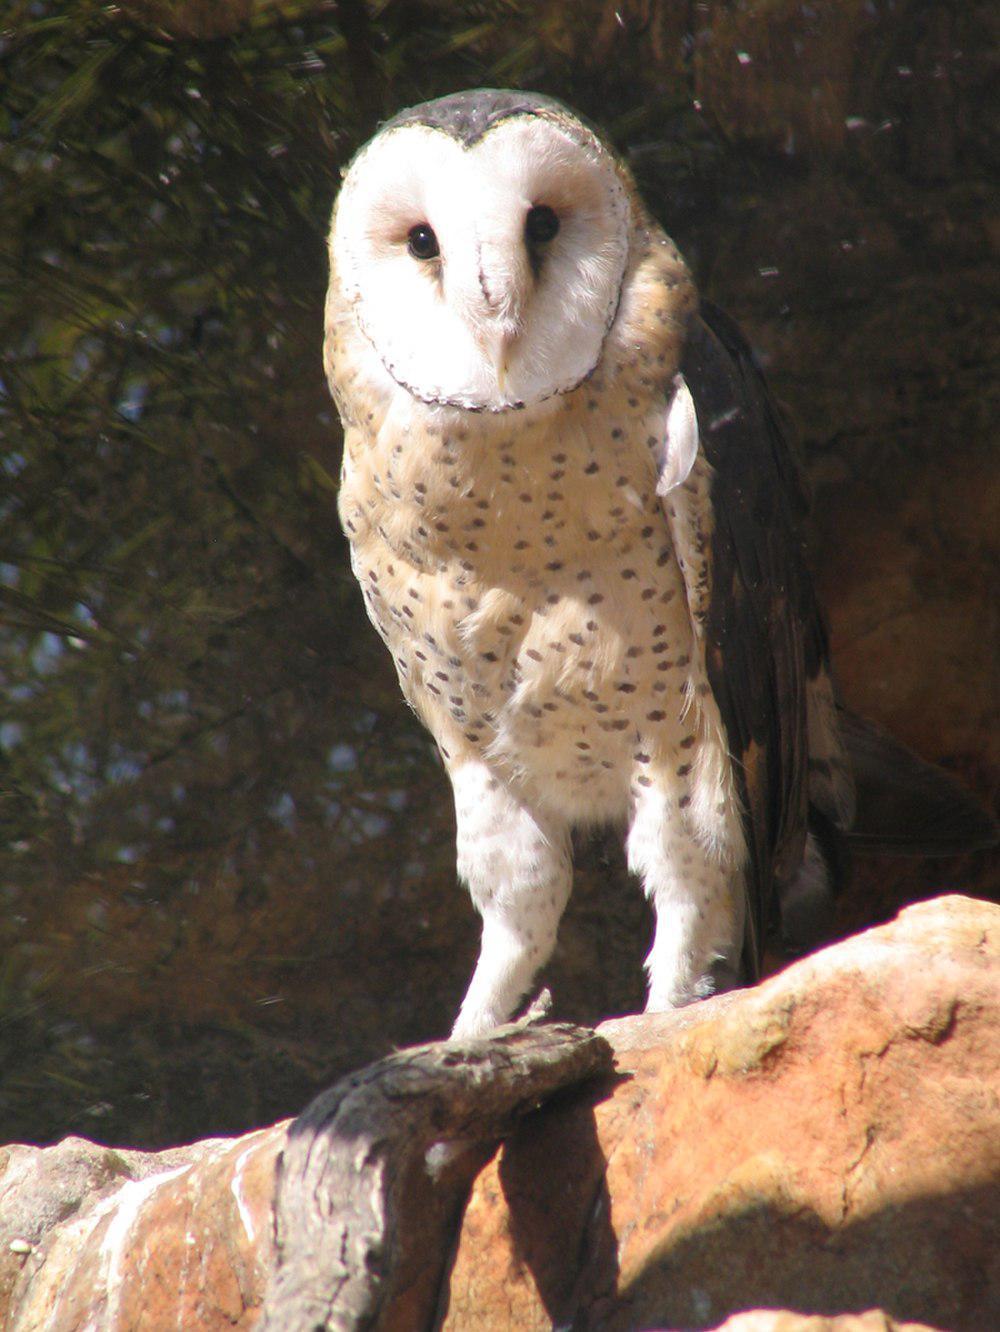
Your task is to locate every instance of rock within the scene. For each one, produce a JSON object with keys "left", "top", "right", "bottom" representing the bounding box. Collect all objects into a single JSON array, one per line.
[
  {"left": 441, "top": 895, "right": 1000, "bottom": 1331},
  {"left": 0, "top": 1127, "right": 283, "bottom": 1331},
  {"left": 0, "top": 1023, "right": 611, "bottom": 1332},
  {"left": 1, "top": 896, "right": 996, "bottom": 1332}
]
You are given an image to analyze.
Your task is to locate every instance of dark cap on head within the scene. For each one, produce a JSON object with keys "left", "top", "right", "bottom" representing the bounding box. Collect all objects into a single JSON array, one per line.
[{"left": 380, "top": 88, "right": 583, "bottom": 147}]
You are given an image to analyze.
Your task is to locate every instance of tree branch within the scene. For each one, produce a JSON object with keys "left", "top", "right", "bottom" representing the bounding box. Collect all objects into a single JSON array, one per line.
[{"left": 260, "top": 1016, "right": 614, "bottom": 1331}]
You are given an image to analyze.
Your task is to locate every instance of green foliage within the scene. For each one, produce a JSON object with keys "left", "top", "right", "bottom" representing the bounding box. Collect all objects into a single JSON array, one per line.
[
  {"left": 4, "top": 3, "right": 340, "bottom": 903},
  {"left": 0, "top": 1, "right": 419, "bottom": 1140}
]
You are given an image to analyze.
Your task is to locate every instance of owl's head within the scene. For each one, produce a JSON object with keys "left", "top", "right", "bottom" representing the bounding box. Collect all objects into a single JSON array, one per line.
[{"left": 329, "top": 90, "right": 634, "bottom": 413}]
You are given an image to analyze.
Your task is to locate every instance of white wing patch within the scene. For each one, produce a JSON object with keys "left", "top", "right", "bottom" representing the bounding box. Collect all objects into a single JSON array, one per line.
[{"left": 655, "top": 373, "right": 700, "bottom": 496}]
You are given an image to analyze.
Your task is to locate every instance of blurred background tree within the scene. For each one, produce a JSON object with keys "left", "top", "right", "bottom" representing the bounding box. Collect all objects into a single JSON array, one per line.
[{"left": 1, "top": 0, "right": 996, "bottom": 1147}]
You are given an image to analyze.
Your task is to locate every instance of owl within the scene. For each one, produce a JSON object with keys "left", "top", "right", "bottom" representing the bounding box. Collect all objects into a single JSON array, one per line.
[{"left": 324, "top": 89, "right": 994, "bottom": 1038}]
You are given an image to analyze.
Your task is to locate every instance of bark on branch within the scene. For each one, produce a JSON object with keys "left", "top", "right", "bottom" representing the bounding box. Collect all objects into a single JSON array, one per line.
[{"left": 259, "top": 1016, "right": 614, "bottom": 1332}]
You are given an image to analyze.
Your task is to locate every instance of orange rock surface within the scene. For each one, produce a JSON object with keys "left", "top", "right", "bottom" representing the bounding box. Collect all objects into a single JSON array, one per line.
[
  {"left": 442, "top": 895, "right": 1000, "bottom": 1330},
  {"left": 0, "top": 1128, "right": 283, "bottom": 1331},
  {"left": 1, "top": 896, "right": 996, "bottom": 1331}
]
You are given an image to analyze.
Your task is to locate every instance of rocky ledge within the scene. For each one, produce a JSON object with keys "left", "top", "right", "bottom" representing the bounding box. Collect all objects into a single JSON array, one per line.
[{"left": 1, "top": 894, "right": 997, "bottom": 1331}]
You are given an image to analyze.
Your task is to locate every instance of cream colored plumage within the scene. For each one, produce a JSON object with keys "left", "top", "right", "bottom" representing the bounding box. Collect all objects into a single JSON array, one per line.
[{"left": 325, "top": 90, "right": 853, "bottom": 1036}]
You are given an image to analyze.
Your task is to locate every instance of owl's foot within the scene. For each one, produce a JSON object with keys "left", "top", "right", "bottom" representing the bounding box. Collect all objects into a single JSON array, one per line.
[
  {"left": 449, "top": 921, "right": 556, "bottom": 1037},
  {"left": 450, "top": 985, "right": 553, "bottom": 1041},
  {"left": 641, "top": 880, "right": 745, "bottom": 1011},
  {"left": 644, "top": 957, "right": 742, "bottom": 1012}
]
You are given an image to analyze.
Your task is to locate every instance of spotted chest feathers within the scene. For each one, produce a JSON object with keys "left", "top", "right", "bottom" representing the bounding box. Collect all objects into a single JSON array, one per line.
[{"left": 336, "top": 225, "right": 743, "bottom": 865}]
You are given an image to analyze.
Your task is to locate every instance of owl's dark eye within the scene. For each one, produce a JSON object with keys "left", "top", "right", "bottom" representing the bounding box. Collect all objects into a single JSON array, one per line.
[
  {"left": 407, "top": 223, "right": 440, "bottom": 260},
  {"left": 525, "top": 204, "right": 560, "bottom": 244}
]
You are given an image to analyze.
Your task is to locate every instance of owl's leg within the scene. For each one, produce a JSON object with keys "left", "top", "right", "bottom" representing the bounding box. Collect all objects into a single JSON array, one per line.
[
  {"left": 626, "top": 782, "right": 744, "bottom": 1009},
  {"left": 449, "top": 762, "right": 572, "bottom": 1039}
]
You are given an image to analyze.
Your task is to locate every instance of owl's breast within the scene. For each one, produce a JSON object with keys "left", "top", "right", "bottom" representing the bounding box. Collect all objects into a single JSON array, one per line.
[{"left": 339, "top": 394, "right": 710, "bottom": 821}]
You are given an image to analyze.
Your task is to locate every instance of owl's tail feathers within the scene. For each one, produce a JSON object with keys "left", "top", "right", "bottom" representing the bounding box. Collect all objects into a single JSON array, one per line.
[
  {"left": 838, "top": 709, "right": 998, "bottom": 855},
  {"left": 773, "top": 808, "right": 845, "bottom": 958},
  {"left": 775, "top": 713, "right": 996, "bottom": 960}
]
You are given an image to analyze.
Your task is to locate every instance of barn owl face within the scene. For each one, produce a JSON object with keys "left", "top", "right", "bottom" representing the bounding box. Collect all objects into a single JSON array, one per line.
[{"left": 330, "top": 99, "right": 633, "bottom": 412}]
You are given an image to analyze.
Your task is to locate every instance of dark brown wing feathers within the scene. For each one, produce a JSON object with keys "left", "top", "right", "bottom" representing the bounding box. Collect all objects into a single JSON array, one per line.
[
  {"left": 680, "top": 303, "right": 996, "bottom": 981},
  {"left": 681, "top": 302, "right": 829, "bottom": 980}
]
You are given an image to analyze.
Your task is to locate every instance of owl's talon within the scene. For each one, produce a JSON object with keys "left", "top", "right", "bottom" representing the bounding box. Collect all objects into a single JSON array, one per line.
[{"left": 521, "top": 987, "right": 553, "bottom": 1025}]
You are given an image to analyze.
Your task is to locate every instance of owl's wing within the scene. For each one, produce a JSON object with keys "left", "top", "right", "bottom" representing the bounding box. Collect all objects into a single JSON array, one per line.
[
  {"left": 667, "top": 301, "right": 836, "bottom": 982},
  {"left": 661, "top": 304, "right": 996, "bottom": 982}
]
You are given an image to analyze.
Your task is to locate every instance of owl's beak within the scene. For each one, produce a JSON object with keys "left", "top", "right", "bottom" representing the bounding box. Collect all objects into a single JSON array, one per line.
[
  {"left": 472, "top": 320, "right": 521, "bottom": 398},
  {"left": 473, "top": 238, "right": 530, "bottom": 394},
  {"left": 490, "top": 321, "right": 527, "bottom": 399}
]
